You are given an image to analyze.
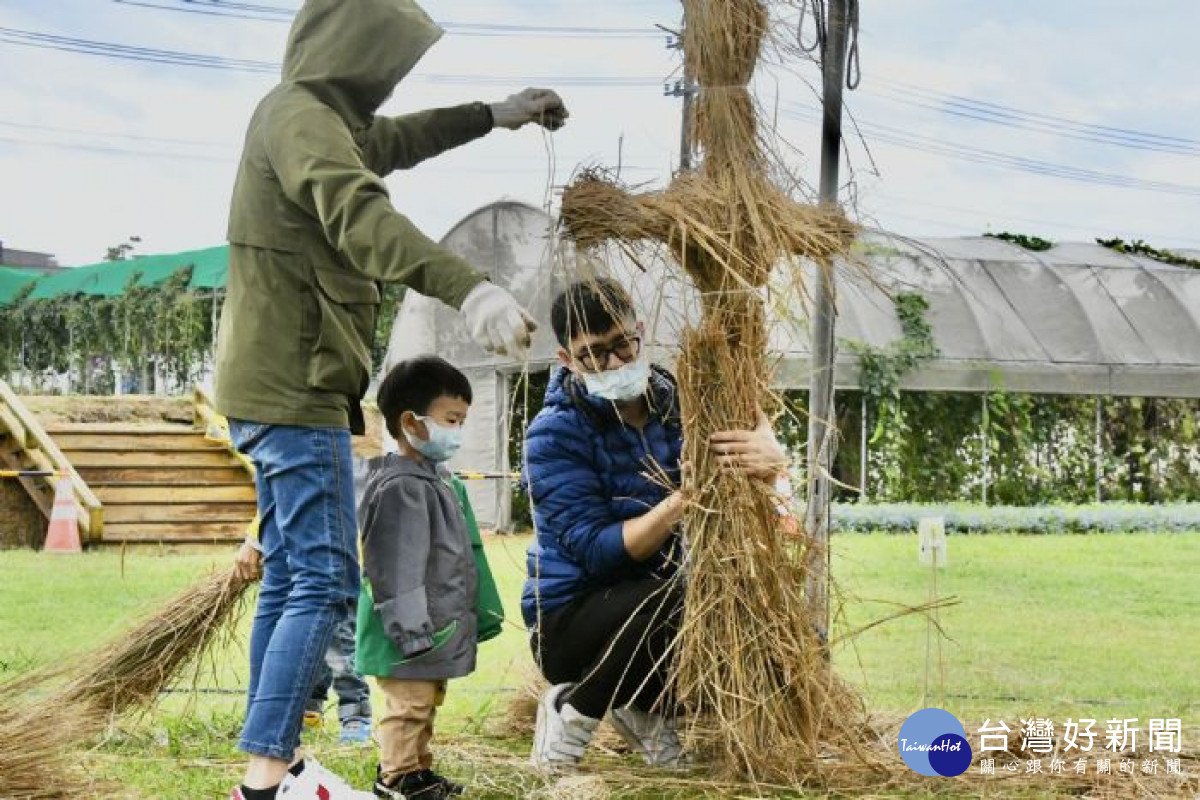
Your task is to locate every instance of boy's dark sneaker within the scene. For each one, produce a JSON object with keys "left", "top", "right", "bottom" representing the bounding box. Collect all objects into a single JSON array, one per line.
[
  {"left": 373, "top": 766, "right": 465, "bottom": 799},
  {"left": 432, "top": 774, "right": 464, "bottom": 797}
]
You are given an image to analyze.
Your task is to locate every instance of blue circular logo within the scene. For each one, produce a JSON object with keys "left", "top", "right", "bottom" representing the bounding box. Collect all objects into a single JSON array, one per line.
[{"left": 897, "top": 708, "right": 973, "bottom": 776}]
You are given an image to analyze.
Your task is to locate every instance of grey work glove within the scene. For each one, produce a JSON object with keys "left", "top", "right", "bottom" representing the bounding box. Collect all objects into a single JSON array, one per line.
[
  {"left": 460, "top": 281, "right": 538, "bottom": 357},
  {"left": 490, "top": 87, "right": 569, "bottom": 131}
]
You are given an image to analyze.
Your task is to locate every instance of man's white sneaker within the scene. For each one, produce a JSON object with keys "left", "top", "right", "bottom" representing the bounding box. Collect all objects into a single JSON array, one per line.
[
  {"left": 530, "top": 683, "right": 601, "bottom": 769},
  {"left": 609, "top": 706, "right": 690, "bottom": 768},
  {"left": 279, "top": 757, "right": 376, "bottom": 799}
]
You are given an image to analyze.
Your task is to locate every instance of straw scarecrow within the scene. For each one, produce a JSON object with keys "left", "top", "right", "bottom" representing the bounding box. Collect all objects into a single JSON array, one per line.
[{"left": 560, "top": 0, "right": 866, "bottom": 784}]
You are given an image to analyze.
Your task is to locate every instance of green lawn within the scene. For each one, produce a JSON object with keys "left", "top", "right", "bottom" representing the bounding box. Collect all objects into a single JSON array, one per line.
[{"left": 2, "top": 532, "right": 1197, "bottom": 798}]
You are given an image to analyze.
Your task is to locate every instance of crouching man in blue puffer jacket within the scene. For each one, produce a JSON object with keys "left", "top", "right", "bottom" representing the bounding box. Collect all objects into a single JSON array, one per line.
[{"left": 522, "top": 278, "right": 787, "bottom": 770}]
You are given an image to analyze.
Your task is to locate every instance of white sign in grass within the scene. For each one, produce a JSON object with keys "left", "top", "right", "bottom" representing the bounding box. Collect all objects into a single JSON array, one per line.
[{"left": 918, "top": 516, "right": 948, "bottom": 567}]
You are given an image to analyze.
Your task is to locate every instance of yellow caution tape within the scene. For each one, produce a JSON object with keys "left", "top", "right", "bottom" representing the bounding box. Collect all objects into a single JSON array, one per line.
[{"left": 454, "top": 471, "right": 521, "bottom": 481}]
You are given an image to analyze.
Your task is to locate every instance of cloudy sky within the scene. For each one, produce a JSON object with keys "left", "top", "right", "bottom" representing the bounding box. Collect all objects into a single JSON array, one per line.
[{"left": 1, "top": 0, "right": 1197, "bottom": 266}]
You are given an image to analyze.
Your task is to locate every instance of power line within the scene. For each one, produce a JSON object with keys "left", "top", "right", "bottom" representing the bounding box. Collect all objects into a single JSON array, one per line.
[
  {"left": 0, "top": 27, "right": 663, "bottom": 85},
  {"left": 773, "top": 59, "right": 1200, "bottom": 157},
  {"left": 874, "top": 77, "right": 1200, "bottom": 149},
  {"left": 4, "top": 123, "right": 1189, "bottom": 243},
  {"left": 62, "top": 2, "right": 1200, "bottom": 155},
  {"left": 6, "top": 26, "right": 1199, "bottom": 198},
  {"left": 862, "top": 81, "right": 1200, "bottom": 158},
  {"left": 421, "top": 74, "right": 659, "bottom": 88},
  {"left": 111, "top": 0, "right": 664, "bottom": 38},
  {"left": 787, "top": 104, "right": 1200, "bottom": 197},
  {"left": 0, "top": 26, "right": 278, "bottom": 71},
  {"left": 856, "top": 124, "right": 1200, "bottom": 196},
  {"left": 110, "top": 0, "right": 284, "bottom": 23},
  {"left": 158, "top": 0, "right": 295, "bottom": 13},
  {"left": 0, "top": 132, "right": 657, "bottom": 174},
  {"left": 0, "top": 134, "right": 232, "bottom": 163},
  {"left": 0, "top": 118, "right": 234, "bottom": 149}
]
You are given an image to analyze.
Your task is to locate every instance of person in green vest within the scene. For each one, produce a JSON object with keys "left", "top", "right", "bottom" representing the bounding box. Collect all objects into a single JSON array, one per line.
[
  {"left": 217, "top": 0, "right": 564, "bottom": 797},
  {"left": 355, "top": 355, "right": 504, "bottom": 800}
]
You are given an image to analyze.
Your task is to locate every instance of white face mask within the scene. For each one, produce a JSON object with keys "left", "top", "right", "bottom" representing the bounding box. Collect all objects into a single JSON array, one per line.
[
  {"left": 581, "top": 357, "right": 650, "bottom": 402},
  {"left": 403, "top": 415, "right": 463, "bottom": 463}
]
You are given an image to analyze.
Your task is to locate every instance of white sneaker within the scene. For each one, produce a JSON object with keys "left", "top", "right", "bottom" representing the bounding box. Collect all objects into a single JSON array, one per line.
[
  {"left": 279, "top": 757, "right": 375, "bottom": 799},
  {"left": 530, "top": 683, "right": 601, "bottom": 769},
  {"left": 609, "top": 706, "right": 690, "bottom": 768}
]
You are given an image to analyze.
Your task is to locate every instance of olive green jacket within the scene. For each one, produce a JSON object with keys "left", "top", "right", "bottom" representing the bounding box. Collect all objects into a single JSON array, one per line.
[{"left": 215, "top": 0, "right": 491, "bottom": 433}]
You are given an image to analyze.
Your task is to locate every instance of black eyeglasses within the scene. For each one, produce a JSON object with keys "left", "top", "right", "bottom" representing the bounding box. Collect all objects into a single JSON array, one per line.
[{"left": 573, "top": 335, "right": 641, "bottom": 372}]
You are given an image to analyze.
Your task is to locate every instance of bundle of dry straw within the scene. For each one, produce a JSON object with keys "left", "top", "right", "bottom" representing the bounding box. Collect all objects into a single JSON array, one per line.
[
  {"left": 0, "top": 567, "right": 250, "bottom": 798},
  {"left": 558, "top": 0, "right": 869, "bottom": 785},
  {"left": 0, "top": 711, "right": 68, "bottom": 800},
  {"left": 55, "top": 566, "right": 249, "bottom": 716}
]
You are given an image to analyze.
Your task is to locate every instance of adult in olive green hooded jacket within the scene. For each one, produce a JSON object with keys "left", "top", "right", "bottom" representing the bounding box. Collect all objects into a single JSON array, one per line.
[
  {"left": 218, "top": 1, "right": 567, "bottom": 797},
  {"left": 216, "top": 0, "right": 565, "bottom": 436}
]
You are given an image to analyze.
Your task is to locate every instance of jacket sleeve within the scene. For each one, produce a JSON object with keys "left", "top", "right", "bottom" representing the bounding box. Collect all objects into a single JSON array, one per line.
[
  {"left": 362, "top": 478, "right": 436, "bottom": 656},
  {"left": 524, "top": 414, "right": 633, "bottom": 577},
  {"left": 450, "top": 476, "right": 483, "bottom": 548},
  {"left": 361, "top": 102, "right": 493, "bottom": 177},
  {"left": 267, "top": 103, "right": 486, "bottom": 309}
]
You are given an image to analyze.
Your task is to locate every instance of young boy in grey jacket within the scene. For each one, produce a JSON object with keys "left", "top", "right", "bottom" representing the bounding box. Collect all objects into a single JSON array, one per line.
[{"left": 356, "top": 356, "right": 478, "bottom": 800}]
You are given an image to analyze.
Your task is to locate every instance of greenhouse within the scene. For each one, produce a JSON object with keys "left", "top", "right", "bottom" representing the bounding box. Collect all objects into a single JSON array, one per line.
[
  {"left": 385, "top": 202, "right": 1200, "bottom": 526},
  {"left": 3, "top": 202, "right": 1197, "bottom": 527}
]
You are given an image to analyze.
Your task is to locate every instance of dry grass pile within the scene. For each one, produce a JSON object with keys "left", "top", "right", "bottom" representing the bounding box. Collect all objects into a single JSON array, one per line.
[
  {"left": 53, "top": 567, "right": 249, "bottom": 715},
  {"left": 21, "top": 395, "right": 194, "bottom": 426},
  {"left": 423, "top": 730, "right": 1200, "bottom": 799},
  {"left": 0, "top": 567, "right": 249, "bottom": 798},
  {"left": 0, "top": 709, "right": 70, "bottom": 800}
]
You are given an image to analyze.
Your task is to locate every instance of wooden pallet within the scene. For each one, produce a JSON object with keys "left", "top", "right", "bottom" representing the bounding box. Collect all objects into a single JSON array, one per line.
[{"left": 46, "top": 422, "right": 256, "bottom": 546}]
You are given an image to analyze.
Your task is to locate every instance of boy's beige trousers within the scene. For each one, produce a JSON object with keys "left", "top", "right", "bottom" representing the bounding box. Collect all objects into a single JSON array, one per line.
[{"left": 376, "top": 678, "right": 447, "bottom": 780}]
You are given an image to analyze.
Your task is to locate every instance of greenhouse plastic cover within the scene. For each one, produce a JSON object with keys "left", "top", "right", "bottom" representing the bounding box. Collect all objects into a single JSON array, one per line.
[{"left": 390, "top": 202, "right": 1200, "bottom": 401}]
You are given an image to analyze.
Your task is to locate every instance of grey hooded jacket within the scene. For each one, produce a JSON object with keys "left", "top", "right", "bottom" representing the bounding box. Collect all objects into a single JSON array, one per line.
[{"left": 359, "top": 453, "right": 478, "bottom": 681}]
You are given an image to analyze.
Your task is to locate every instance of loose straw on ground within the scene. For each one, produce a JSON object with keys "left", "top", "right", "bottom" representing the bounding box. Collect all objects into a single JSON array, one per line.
[
  {"left": 0, "top": 567, "right": 250, "bottom": 798},
  {"left": 411, "top": 732, "right": 1200, "bottom": 799}
]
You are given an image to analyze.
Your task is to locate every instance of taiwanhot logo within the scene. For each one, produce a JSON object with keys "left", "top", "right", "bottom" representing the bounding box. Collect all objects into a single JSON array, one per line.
[{"left": 897, "top": 708, "right": 973, "bottom": 777}]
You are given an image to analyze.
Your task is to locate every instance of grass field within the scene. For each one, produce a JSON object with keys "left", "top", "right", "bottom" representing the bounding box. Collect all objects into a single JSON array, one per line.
[{"left": 2, "top": 531, "right": 1198, "bottom": 798}]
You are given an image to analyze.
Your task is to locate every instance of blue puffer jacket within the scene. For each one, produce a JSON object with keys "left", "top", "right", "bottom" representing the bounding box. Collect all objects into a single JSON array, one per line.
[{"left": 520, "top": 364, "right": 684, "bottom": 629}]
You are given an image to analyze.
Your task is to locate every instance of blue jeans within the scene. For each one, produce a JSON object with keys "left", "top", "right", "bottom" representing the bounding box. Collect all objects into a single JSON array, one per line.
[
  {"left": 230, "top": 420, "right": 360, "bottom": 759},
  {"left": 306, "top": 607, "right": 373, "bottom": 726}
]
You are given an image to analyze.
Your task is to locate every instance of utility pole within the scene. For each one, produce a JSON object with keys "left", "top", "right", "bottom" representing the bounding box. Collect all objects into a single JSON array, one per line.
[
  {"left": 805, "top": 0, "right": 853, "bottom": 652},
  {"left": 665, "top": 19, "right": 696, "bottom": 171},
  {"left": 679, "top": 65, "right": 695, "bottom": 170}
]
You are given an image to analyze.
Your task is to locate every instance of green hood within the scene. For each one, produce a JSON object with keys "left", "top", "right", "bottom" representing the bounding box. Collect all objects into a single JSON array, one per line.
[{"left": 283, "top": 0, "right": 443, "bottom": 127}]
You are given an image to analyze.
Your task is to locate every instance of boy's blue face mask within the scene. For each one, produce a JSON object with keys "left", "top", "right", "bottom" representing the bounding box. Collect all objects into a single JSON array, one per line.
[{"left": 404, "top": 415, "right": 464, "bottom": 463}]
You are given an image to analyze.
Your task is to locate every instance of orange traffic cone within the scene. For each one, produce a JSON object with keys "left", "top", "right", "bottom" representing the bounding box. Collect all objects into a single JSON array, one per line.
[{"left": 44, "top": 476, "right": 82, "bottom": 553}]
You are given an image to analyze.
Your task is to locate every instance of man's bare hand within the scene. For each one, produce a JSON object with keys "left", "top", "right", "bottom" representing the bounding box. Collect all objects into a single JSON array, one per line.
[
  {"left": 709, "top": 416, "right": 788, "bottom": 480},
  {"left": 678, "top": 460, "right": 694, "bottom": 497},
  {"left": 234, "top": 539, "right": 262, "bottom": 582}
]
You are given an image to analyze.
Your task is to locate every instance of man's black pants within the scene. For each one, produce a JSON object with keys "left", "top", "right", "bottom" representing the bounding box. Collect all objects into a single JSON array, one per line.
[{"left": 530, "top": 578, "right": 685, "bottom": 719}]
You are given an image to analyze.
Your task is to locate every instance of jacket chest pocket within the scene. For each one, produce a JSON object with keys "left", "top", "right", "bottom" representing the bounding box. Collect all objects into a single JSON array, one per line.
[{"left": 306, "top": 266, "right": 382, "bottom": 397}]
